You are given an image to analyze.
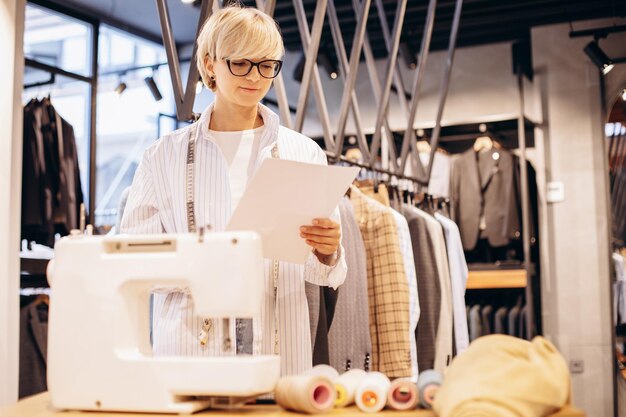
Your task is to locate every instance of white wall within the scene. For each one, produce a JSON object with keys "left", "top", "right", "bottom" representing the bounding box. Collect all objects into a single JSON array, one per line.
[
  {"left": 0, "top": 0, "right": 25, "bottom": 407},
  {"left": 531, "top": 18, "right": 626, "bottom": 416},
  {"left": 273, "top": 42, "right": 526, "bottom": 138}
]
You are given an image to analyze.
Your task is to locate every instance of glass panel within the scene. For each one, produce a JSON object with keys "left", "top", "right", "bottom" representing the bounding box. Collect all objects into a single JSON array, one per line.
[
  {"left": 95, "top": 26, "right": 173, "bottom": 229},
  {"left": 22, "top": 74, "right": 91, "bottom": 216},
  {"left": 24, "top": 4, "right": 92, "bottom": 77}
]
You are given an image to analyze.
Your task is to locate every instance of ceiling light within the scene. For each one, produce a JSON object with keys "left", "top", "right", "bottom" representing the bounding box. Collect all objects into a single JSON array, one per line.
[
  {"left": 196, "top": 80, "right": 203, "bottom": 95},
  {"left": 144, "top": 75, "right": 163, "bottom": 101},
  {"left": 181, "top": 0, "right": 195, "bottom": 3},
  {"left": 400, "top": 41, "right": 418, "bottom": 70},
  {"left": 584, "top": 41, "right": 614, "bottom": 75},
  {"left": 293, "top": 53, "right": 305, "bottom": 83},
  {"left": 317, "top": 50, "right": 339, "bottom": 81},
  {"left": 115, "top": 81, "right": 127, "bottom": 96}
]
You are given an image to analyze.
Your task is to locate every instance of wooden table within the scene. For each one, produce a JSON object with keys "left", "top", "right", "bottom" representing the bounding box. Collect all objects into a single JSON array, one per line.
[{"left": 0, "top": 393, "right": 585, "bottom": 417}]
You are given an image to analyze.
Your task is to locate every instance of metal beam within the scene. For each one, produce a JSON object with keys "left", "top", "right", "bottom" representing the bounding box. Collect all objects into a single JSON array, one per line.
[
  {"left": 398, "top": 0, "right": 438, "bottom": 181},
  {"left": 326, "top": 0, "right": 370, "bottom": 161},
  {"left": 422, "top": 0, "right": 464, "bottom": 185},
  {"left": 368, "top": 0, "right": 421, "bottom": 180},
  {"left": 333, "top": 0, "right": 372, "bottom": 155},
  {"left": 358, "top": 26, "right": 399, "bottom": 170},
  {"left": 156, "top": 0, "right": 213, "bottom": 121},
  {"left": 292, "top": 0, "right": 335, "bottom": 150},
  {"left": 368, "top": 0, "right": 408, "bottom": 173},
  {"left": 256, "top": 0, "right": 292, "bottom": 128},
  {"left": 517, "top": 70, "right": 533, "bottom": 339}
]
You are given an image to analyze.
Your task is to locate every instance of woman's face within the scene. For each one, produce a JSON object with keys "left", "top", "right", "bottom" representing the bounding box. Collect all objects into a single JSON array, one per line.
[{"left": 208, "top": 57, "right": 275, "bottom": 108}]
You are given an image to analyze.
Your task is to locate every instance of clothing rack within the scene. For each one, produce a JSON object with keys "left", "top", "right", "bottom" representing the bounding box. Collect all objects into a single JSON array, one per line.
[
  {"left": 325, "top": 151, "right": 429, "bottom": 186},
  {"left": 329, "top": 107, "right": 539, "bottom": 339}
]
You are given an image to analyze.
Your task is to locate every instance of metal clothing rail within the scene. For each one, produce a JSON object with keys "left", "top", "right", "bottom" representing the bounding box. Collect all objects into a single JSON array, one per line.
[{"left": 324, "top": 150, "right": 427, "bottom": 186}]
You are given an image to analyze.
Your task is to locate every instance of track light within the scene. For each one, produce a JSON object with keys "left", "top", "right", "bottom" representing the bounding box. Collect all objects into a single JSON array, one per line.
[
  {"left": 114, "top": 81, "right": 127, "bottom": 96},
  {"left": 293, "top": 53, "right": 305, "bottom": 83},
  {"left": 318, "top": 50, "right": 338, "bottom": 80},
  {"left": 114, "top": 72, "right": 127, "bottom": 96},
  {"left": 584, "top": 41, "right": 614, "bottom": 75},
  {"left": 400, "top": 41, "right": 417, "bottom": 70},
  {"left": 144, "top": 75, "right": 162, "bottom": 101}
]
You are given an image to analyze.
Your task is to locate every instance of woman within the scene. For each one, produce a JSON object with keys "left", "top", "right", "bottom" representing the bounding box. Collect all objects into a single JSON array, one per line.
[{"left": 120, "top": 5, "right": 347, "bottom": 376}]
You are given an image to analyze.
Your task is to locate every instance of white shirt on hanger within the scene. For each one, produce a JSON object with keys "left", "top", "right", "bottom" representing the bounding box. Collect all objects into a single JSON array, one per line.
[{"left": 435, "top": 212, "right": 470, "bottom": 354}]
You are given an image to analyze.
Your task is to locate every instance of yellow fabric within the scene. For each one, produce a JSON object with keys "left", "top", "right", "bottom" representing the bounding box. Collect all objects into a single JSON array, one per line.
[{"left": 433, "top": 335, "right": 571, "bottom": 417}]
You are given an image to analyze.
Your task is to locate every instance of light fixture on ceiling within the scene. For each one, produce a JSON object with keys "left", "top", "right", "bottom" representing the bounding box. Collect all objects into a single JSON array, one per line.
[
  {"left": 584, "top": 41, "right": 614, "bottom": 75},
  {"left": 318, "top": 50, "right": 338, "bottom": 80},
  {"left": 293, "top": 53, "right": 305, "bottom": 83},
  {"left": 144, "top": 68, "right": 162, "bottom": 101},
  {"left": 400, "top": 41, "right": 418, "bottom": 70},
  {"left": 115, "top": 74, "right": 127, "bottom": 96},
  {"left": 181, "top": 0, "right": 195, "bottom": 4}
]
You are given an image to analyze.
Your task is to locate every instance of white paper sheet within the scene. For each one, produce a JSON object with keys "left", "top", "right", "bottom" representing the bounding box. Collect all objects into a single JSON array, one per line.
[{"left": 226, "top": 159, "right": 360, "bottom": 264}]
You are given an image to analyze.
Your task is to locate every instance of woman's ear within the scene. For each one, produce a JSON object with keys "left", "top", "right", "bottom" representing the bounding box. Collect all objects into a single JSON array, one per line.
[{"left": 204, "top": 55, "right": 214, "bottom": 77}]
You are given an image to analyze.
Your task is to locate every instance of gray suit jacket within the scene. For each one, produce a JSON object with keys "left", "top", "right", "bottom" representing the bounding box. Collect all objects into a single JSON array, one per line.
[
  {"left": 469, "top": 305, "right": 482, "bottom": 342},
  {"left": 450, "top": 148, "right": 520, "bottom": 251},
  {"left": 19, "top": 302, "right": 48, "bottom": 398},
  {"left": 402, "top": 204, "right": 441, "bottom": 372},
  {"left": 327, "top": 197, "right": 372, "bottom": 372},
  {"left": 494, "top": 306, "right": 509, "bottom": 334}
]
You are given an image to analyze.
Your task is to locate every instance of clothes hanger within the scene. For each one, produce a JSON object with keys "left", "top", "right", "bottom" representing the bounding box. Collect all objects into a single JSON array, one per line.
[
  {"left": 416, "top": 140, "right": 431, "bottom": 154},
  {"left": 32, "top": 293, "right": 49, "bottom": 307},
  {"left": 473, "top": 135, "right": 494, "bottom": 152}
]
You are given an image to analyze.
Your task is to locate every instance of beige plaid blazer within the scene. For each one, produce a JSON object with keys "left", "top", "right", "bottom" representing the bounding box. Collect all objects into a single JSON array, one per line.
[{"left": 349, "top": 185, "right": 412, "bottom": 378}]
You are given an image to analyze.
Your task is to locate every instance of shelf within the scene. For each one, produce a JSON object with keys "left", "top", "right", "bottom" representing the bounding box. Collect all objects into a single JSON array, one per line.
[{"left": 466, "top": 268, "right": 527, "bottom": 289}]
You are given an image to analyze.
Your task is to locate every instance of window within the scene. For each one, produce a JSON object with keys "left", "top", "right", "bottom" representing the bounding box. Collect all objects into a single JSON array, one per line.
[
  {"left": 23, "top": 3, "right": 93, "bottom": 206},
  {"left": 95, "top": 26, "right": 174, "bottom": 228}
]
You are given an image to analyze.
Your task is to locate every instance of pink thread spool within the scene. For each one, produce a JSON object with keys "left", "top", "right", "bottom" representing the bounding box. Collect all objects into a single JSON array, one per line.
[
  {"left": 274, "top": 374, "right": 336, "bottom": 414},
  {"left": 386, "top": 378, "right": 419, "bottom": 410}
]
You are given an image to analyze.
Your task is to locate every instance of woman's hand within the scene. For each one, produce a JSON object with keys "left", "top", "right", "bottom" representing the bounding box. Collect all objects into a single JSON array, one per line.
[{"left": 300, "top": 218, "right": 340, "bottom": 263}]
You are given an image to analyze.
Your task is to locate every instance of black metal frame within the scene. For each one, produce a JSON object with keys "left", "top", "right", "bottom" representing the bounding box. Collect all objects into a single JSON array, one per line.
[
  {"left": 26, "top": 0, "right": 99, "bottom": 227},
  {"left": 155, "top": 0, "right": 212, "bottom": 121}
]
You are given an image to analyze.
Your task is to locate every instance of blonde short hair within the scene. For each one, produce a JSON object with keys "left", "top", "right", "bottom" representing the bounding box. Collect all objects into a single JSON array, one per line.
[{"left": 196, "top": 4, "right": 285, "bottom": 91}]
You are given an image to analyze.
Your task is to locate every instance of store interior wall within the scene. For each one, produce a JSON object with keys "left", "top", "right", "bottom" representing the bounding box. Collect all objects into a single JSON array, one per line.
[
  {"left": 531, "top": 18, "right": 626, "bottom": 416},
  {"left": 0, "top": 0, "right": 26, "bottom": 407},
  {"left": 259, "top": 41, "right": 527, "bottom": 138}
]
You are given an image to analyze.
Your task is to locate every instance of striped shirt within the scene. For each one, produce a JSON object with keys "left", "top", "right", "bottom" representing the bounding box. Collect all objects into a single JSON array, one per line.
[{"left": 120, "top": 103, "right": 347, "bottom": 376}]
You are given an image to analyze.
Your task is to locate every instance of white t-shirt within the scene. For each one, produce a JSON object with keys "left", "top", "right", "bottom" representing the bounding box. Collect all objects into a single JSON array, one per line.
[{"left": 207, "top": 125, "right": 265, "bottom": 210}]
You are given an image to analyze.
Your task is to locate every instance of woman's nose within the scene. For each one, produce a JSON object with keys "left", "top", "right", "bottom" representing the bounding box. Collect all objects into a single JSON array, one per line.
[{"left": 246, "top": 66, "right": 261, "bottom": 81}]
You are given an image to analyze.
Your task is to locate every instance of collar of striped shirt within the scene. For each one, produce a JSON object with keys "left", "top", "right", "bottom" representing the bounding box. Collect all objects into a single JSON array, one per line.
[{"left": 197, "top": 102, "right": 280, "bottom": 154}]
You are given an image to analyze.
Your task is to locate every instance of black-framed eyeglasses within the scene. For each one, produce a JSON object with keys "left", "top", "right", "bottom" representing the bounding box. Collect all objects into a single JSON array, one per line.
[{"left": 225, "top": 59, "right": 283, "bottom": 79}]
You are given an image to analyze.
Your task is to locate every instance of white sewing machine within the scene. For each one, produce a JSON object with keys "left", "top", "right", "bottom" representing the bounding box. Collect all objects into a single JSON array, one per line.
[{"left": 46, "top": 231, "right": 280, "bottom": 414}]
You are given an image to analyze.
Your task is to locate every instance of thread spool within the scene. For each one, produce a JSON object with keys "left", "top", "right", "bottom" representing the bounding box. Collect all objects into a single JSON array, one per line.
[
  {"left": 274, "top": 374, "right": 336, "bottom": 414},
  {"left": 417, "top": 370, "right": 443, "bottom": 409},
  {"left": 303, "top": 364, "right": 340, "bottom": 381},
  {"left": 334, "top": 369, "right": 367, "bottom": 408},
  {"left": 355, "top": 372, "right": 391, "bottom": 413},
  {"left": 386, "top": 378, "right": 419, "bottom": 410}
]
